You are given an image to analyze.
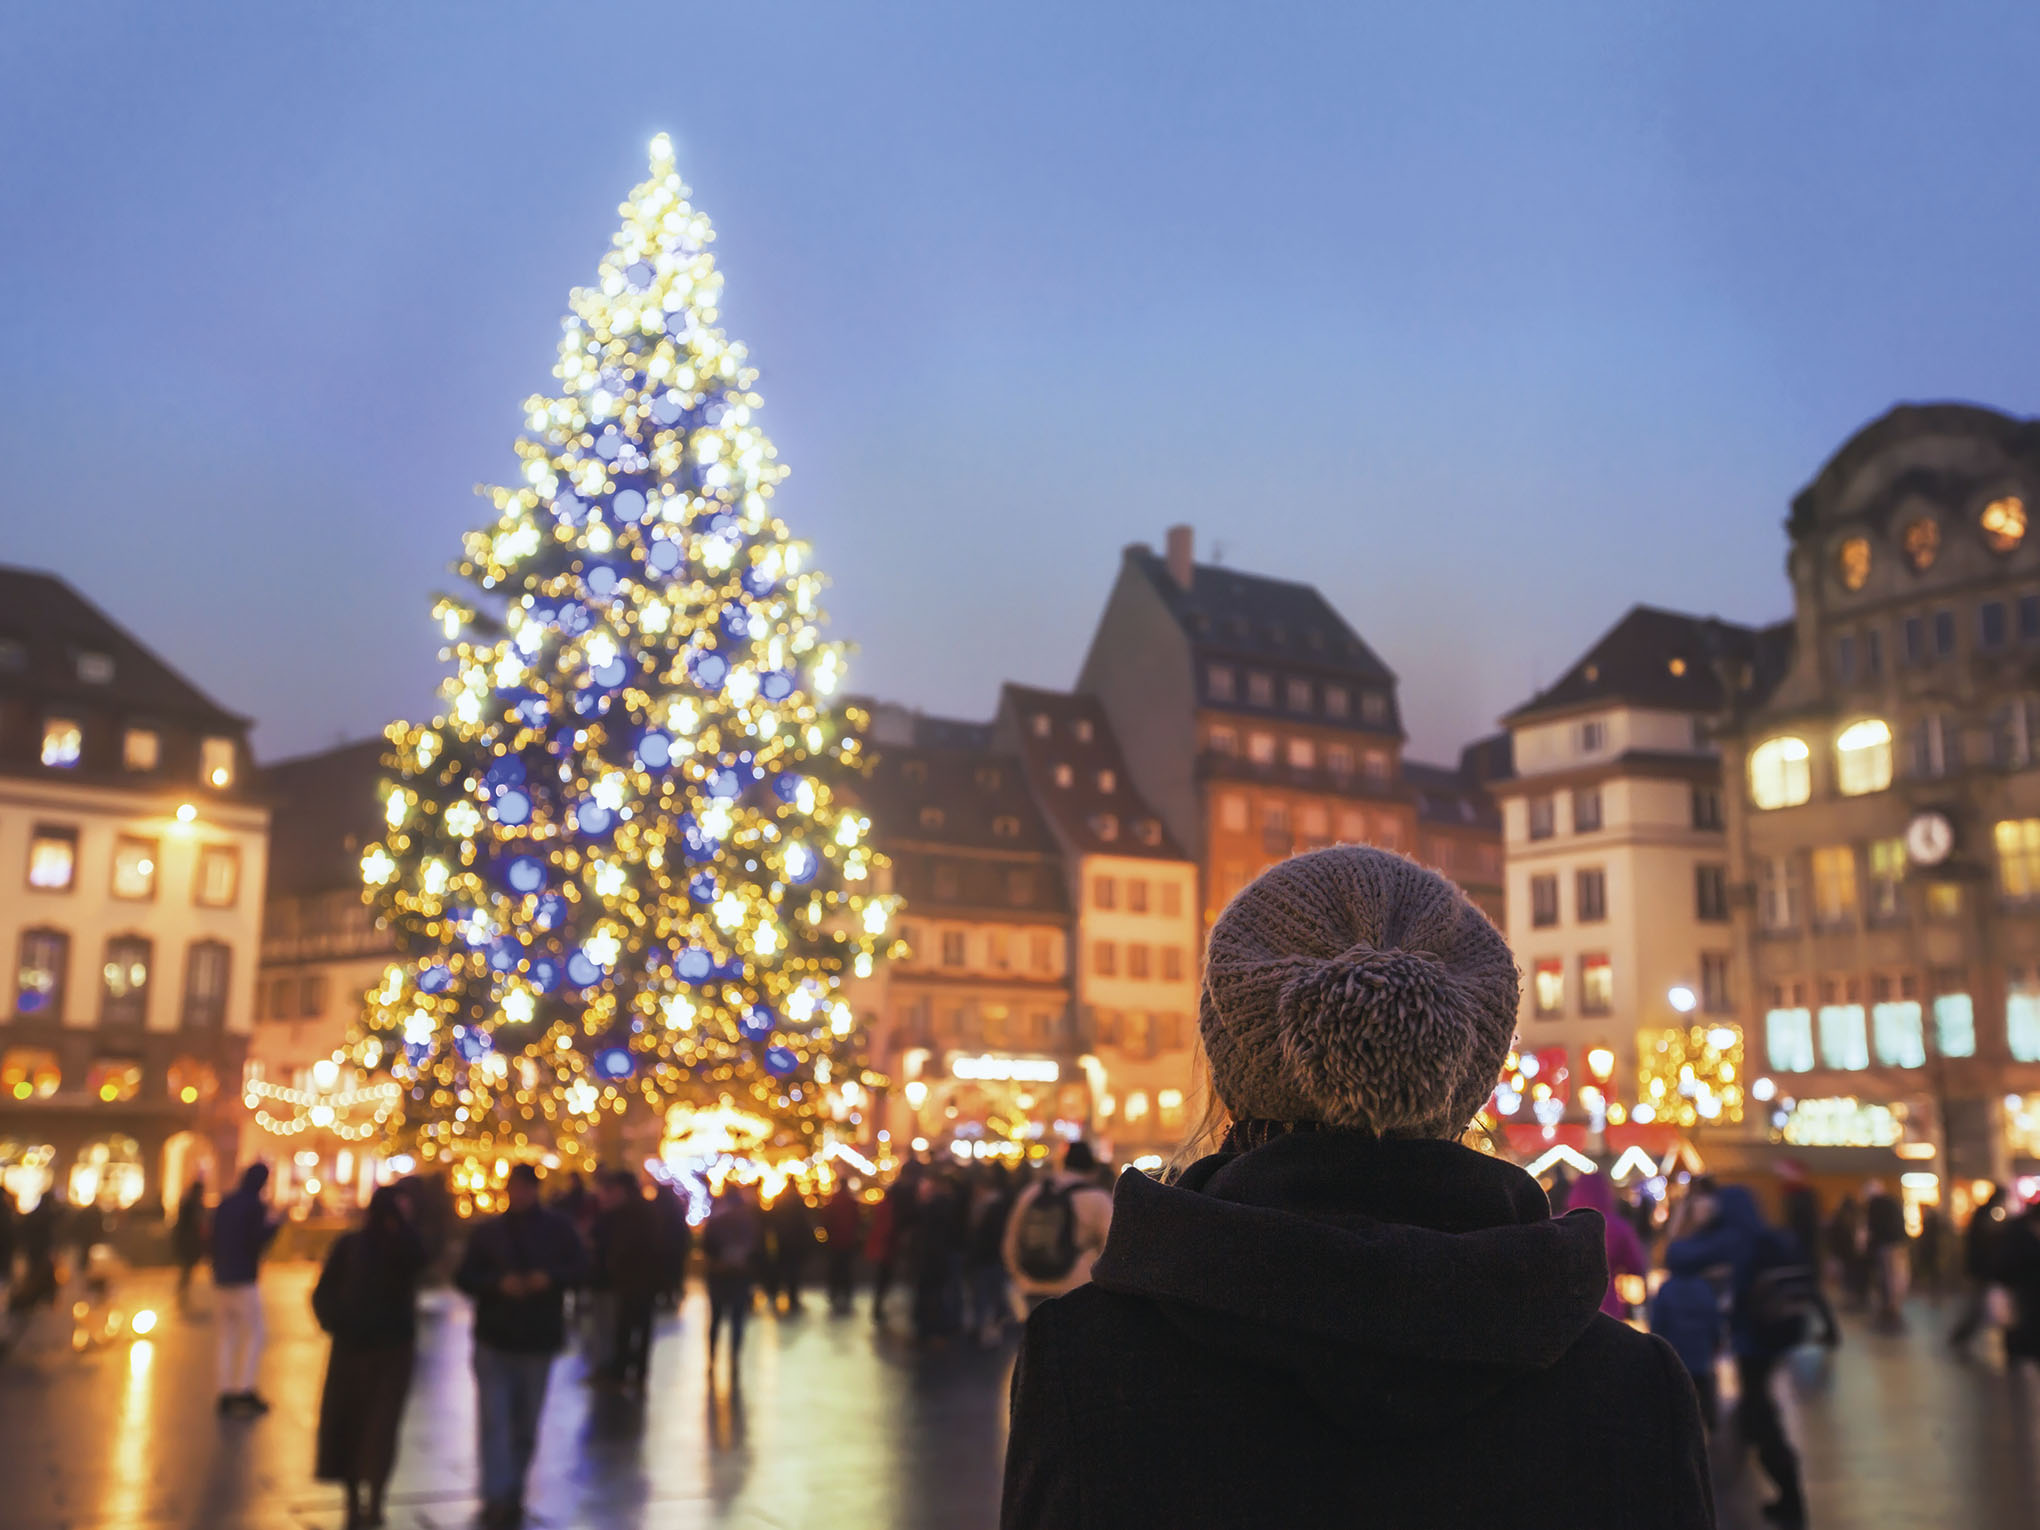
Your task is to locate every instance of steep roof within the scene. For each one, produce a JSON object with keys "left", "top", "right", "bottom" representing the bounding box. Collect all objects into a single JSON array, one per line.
[
  {"left": 261, "top": 738, "right": 388, "bottom": 900},
  {"left": 1124, "top": 545, "right": 1399, "bottom": 687},
  {"left": 1787, "top": 402, "right": 2040, "bottom": 539},
  {"left": 1400, "top": 759, "right": 1502, "bottom": 832},
  {"left": 1502, "top": 605, "right": 1791, "bottom": 725},
  {"left": 859, "top": 713, "right": 1060, "bottom": 857},
  {"left": 998, "top": 683, "right": 1190, "bottom": 861},
  {"left": 0, "top": 566, "right": 248, "bottom": 729}
]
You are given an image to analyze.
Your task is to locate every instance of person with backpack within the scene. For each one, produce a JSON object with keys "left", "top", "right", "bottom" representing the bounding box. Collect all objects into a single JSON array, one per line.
[
  {"left": 1000, "top": 848, "right": 1711, "bottom": 1530},
  {"left": 1666, "top": 1183, "right": 1812, "bottom": 1527},
  {"left": 1002, "top": 1141, "right": 1114, "bottom": 1307},
  {"left": 313, "top": 1184, "right": 425, "bottom": 1530}
]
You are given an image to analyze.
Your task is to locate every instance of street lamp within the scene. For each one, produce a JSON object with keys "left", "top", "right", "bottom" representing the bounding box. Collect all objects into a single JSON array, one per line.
[{"left": 1668, "top": 985, "right": 1698, "bottom": 1015}]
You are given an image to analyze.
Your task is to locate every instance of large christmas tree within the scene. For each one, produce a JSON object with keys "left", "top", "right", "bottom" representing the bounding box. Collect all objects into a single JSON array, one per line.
[{"left": 354, "top": 135, "right": 896, "bottom": 1178}]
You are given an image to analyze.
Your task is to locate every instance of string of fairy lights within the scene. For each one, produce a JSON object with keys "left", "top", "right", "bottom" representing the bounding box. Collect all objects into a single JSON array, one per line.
[{"left": 350, "top": 134, "right": 900, "bottom": 1176}]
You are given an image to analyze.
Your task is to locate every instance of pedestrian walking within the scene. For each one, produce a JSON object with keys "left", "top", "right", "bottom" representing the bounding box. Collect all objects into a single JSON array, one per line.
[
  {"left": 172, "top": 1177, "right": 207, "bottom": 1306},
  {"left": 766, "top": 1187, "right": 813, "bottom": 1312},
  {"left": 911, "top": 1168, "right": 969, "bottom": 1340},
  {"left": 1775, "top": 1164, "right": 1840, "bottom": 1344},
  {"left": 211, "top": 1163, "right": 280, "bottom": 1416},
  {"left": 1002, "top": 1142, "right": 1113, "bottom": 1308},
  {"left": 823, "top": 1181, "right": 862, "bottom": 1314},
  {"left": 1, "top": 1193, "right": 59, "bottom": 1357},
  {"left": 454, "top": 1163, "right": 589, "bottom": 1529},
  {"left": 1571, "top": 1172, "right": 1647, "bottom": 1319},
  {"left": 701, "top": 1182, "right": 762, "bottom": 1376},
  {"left": 592, "top": 1169, "right": 662, "bottom": 1392},
  {"left": 1648, "top": 1264, "right": 1725, "bottom": 1430},
  {"left": 313, "top": 1185, "right": 425, "bottom": 1530},
  {"left": 1863, "top": 1179, "right": 1909, "bottom": 1330},
  {"left": 1995, "top": 1195, "right": 2040, "bottom": 1368},
  {"left": 650, "top": 1181, "right": 693, "bottom": 1312},
  {"left": 1001, "top": 847, "right": 1712, "bottom": 1530},
  {"left": 867, "top": 1163, "right": 918, "bottom": 1325},
  {"left": 1828, "top": 1195, "right": 1868, "bottom": 1310},
  {"left": 964, "top": 1166, "right": 1017, "bottom": 1344},
  {"left": 1667, "top": 1183, "right": 1816, "bottom": 1528},
  {"left": 1949, "top": 1185, "right": 2010, "bottom": 1349}
]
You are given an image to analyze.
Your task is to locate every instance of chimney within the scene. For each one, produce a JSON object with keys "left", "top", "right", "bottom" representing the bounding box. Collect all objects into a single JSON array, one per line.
[{"left": 1165, "top": 524, "right": 1195, "bottom": 590}]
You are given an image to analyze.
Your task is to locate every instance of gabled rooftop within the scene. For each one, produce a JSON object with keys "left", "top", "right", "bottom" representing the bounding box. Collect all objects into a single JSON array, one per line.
[
  {"left": 998, "top": 683, "right": 1189, "bottom": 861},
  {"left": 1502, "top": 605, "right": 1792, "bottom": 726}
]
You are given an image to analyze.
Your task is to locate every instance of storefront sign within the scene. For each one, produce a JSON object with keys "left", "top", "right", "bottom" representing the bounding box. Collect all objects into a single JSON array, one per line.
[{"left": 950, "top": 1053, "right": 1060, "bottom": 1083}]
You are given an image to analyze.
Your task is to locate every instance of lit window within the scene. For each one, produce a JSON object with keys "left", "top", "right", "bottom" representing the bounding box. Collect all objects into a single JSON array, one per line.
[
  {"left": 1810, "top": 846, "right": 1859, "bottom": 926},
  {"left": 41, "top": 717, "right": 82, "bottom": 768},
  {"left": 1247, "top": 732, "right": 1277, "bottom": 765},
  {"left": 1098, "top": 769, "right": 1116, "bottom": 793},
  {"left": 1, "top": 1047, "right": 62, "bottom": 1100},
  {"left": 1207, "top": 726, "right": 1238, "bottom": 756},
  {"left": 100, "top": 936, "right": 151, "bottom": 1027},
  {"left": 1158, "top": 1088, "right": 1186, "bottom": 1129},
  {"left": 1029, "top": 932, "right": 1054, "bottom": 972},
  {"left": 1298, "top": 802, "right": 1329, "bottom": 844},
  {"left": 1093, "top": 940, "right": 1118, "bottom": 977},
  {"left": 1285, "top": 678, "right": 1313, "bottom": 713},
  {"left": 1580, "top": 955, "right": 1612, "bottom": 1015},
  {"left": 1127, "top": 880, "right": 1149, "bottom": 913},
  {"left": 1246, "top": 673, "right": 1274, "bottom": 707},
  {"left": 195, "top": 845, "right": 240, "bottom": 908},
  {"left": 15, "top": 929, "right": 70, "bottom": 1019},
  {"left": 1996, "top": 818, "right": 2040, "bottom": 900},
  {"left": 1161, "top": 882, "right": 1183, "bottom": 918},
  {"left": 1533, "top": 958, "right": 1564, "bottom": 1015},
  {"left": 27, "top": 826, "right": 78, "bottom": 891},
  {"left": 1872, "top": 1001, "right": 1924, "bottom": 1068},
  {"left": 1324, "top": 687, "right": 1350, "bottom": 719},
  {"left": 1865, "top": 838, "right": 1905, "bottom": 922},
  {"left": 1362, "top": 751, "right": 1390, "bottom": 783},
  {"left": 1206, "top": 665, "right": 1235, "bottom": 702},
  {"left": 1933, "top": 993, "right": 1975, "bottom": 1058},
  {"left": 1219, "top": 793, "right": 1248, "bottom": 832},
  {"left": 1766, "top": 1008, "right": 1815, "bottom": 1072},
  {"left": 1927, "top": 882, "right": 1964, "bottom": 920},
  {"left": 123, "top": 728, "right": 160, "bottom": 771},
  {"left": 1286, "top": 738, "right": 1316, "bottom": 770},
  {"left": 1836, "top": 537, "right": 1871, "bottom": 590},
  {"left": 1326, "top": 745, "right": 1354, "bottom": 777},
  {"left": 87, "top": 1059, "right": 142, "bottom": 1104},
  {"left": 1817, "top": 1003, "right": 1869, "bottom": 1070},
  {"left": 75, "top": 651, "right": 115, "bottom": 684},
  {"left": 1093, "top": 876, "right": 1117, "bottom": 910},
  {"left": 1982, "top": 495, "right": 2027, "bottom": 553},
  {"left": 1128, "top": 944, "right": 1150, "bottom": 980},
  {"left": 1748, "top": 736, "right": 1811, "bottom": 809},
  {"left": 200, "top": 736, "right": 236, "bottom": 789},
  {"left": 1162, "top": 947, "right": 1185, "bottom": 981},
  {"left": 1834, "top": 718, "right": 1893, "bottom": 796},
  {"left": 1053, "top": 763, "right": 1073, "bottom": 788},
  {"left": 1031, "top": 713, "right": 1051, "bottom": 738},
  {"left": 1073, "top": 719, "right": 1094, "bottom": 744},
  {"left": 111, "top": 836, "right": 157, "bottom": 900},
  {"left": 1123, "top": 1090, "right": 1150, "bottom": 1124},
  {"left": 2013, "top": 974, "right": 2040, "bottom": 1063},
  {"left": 1337, "top": 807, "right": 1365, "bottom": 841},
  {"left": 1902, "top": 517, "right": 1940, "bottom": 572}
]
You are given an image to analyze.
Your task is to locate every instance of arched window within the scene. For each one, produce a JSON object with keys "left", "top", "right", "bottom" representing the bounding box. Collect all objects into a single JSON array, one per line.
[
  {"left": 1834, "top": 718, "right": 1894, "bottom": 797},
  {"left": 1748, "top": 736, "right": 1812, "bottom": 809}
]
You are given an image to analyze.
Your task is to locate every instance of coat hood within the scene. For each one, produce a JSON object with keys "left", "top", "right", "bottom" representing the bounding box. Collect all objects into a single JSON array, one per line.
[
  {"left": 1089, "top": 1133, "right": 1611, "bottom": 1432},
  {"left": 237, "top": 1162, "right": 270, "bottom": 1195}
]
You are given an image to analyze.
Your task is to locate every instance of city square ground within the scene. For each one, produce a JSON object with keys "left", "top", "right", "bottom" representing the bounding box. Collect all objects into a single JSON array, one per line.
[{"left": 2, "top": 1265, "right": 2038, "bottom": 1529}]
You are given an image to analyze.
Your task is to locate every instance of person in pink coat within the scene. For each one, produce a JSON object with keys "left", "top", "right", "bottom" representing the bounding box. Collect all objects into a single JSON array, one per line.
[{"left": 1572, "top": 1172, "right": 1648, "bottom": 1318}]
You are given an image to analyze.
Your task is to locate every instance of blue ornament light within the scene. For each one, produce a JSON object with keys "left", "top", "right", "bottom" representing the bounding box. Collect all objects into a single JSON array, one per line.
[
  {"left": 613, "top": 488, "right": 647, "bottom": 521},
  {"left": 418, "top": 963, "right": 453, "bottom": 994},
  {"left": 688, "top": 871, "right": 717, "bottom": 904},
  {"left": 585, "top": 564, "right": 620, "bottom": 598},
  {"left": 637, "top": 731, "right": 672, "bottom": 769},
  {"left": 496, "top": 789, "right": 532, "bottom": 826},
  {"left": 646, "top": 538, "right": 683, "bottom": 575},
  {"left": 773, "top": 772, "right": 804, "bottom": 805},
  {"left": 530, "top": 956, "right": 562, "bottom": 993},
  {"left": 707, "top": 767, "right": 742, "bottom": 800},
  {"left": 506, "top": 856, "right": 546, "bottom": 894},
  {"left": 455, "top": 1027, "right": 492, "bottom": 1063},
  {"left": 594, "top": 1045, "right": 635, "bottom": 1080},
  {"left": 740, "top": 1005, "right": 776, "bottom": 1040},
  {"left": 533, "top": 892, "right": 568, "bottom": 930},
  {"left": 578, "top": 801, "right": 615, "bottom": 836},
  {"left": 566, "top": 950, "right": 603, "bottom": 988},
  {"left": 764, "top": 1046, "right": 798, "bottom": 1077},
  {"left": 760, "top": 670, "right": 794, "bottom": 702},
  {"left": 675, "top": 947, "right": 714, "bottom": 982},
  {"left": 692, "top": 650, "right": 729, "bottom": 690}
]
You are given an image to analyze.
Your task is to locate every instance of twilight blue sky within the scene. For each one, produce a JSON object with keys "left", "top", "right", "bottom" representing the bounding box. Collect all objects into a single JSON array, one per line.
[{"left": 6, "top": 3, "right": 2040, "bottom": 765}]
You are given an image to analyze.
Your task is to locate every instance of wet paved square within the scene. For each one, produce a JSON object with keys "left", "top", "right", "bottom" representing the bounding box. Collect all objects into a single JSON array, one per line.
[{"left": 2, "top": 1266, "right": 2036, "bottom": 1529}]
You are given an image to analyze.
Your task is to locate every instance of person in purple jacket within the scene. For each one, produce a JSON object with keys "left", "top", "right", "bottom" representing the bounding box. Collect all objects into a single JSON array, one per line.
[{"left": 1571, "top": 1172, "right": 1648, "bottom": 1319}]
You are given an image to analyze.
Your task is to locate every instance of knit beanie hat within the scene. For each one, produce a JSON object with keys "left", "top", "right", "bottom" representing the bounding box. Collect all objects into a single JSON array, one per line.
[{"left": 1200, "top": 846, "right": 1520, "bottom": 1139}]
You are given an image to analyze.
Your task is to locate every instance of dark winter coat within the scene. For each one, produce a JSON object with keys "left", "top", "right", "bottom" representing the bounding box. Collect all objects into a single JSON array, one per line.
[
  {"left": 1665, "top": 1185, "right": 1799, "bottom": 1360},
  {"left": 210, "top": 1165, "right": 278, "bottom": 1287},
  {"left": 172, "top": 1185, "right": 207, "bottom": 1265},
  {"left": 314, "top": 1220, "right": 426, "bottom": 1349},
  {"left": 1649, "top": 1272, "right": 1726, "bottom": 1378},
  {"left": 1864, "top": 1192, "right": 1906, "bottom": 1249},
  {"left": 593, "top": 1194, "right": 665, "bottom": 1300},
  {"left": 454, "top": 1205, "right": 588, "bottom": 1353},
  {"left": 1994, "top": 1206, "right": 2040, "bottom": 1361},
  {"left": 1964, "top": 1192, "right": 2009, "bottom": 1279},
  {"left": 1000, "top": 1133, "right": 1712, "bottom": 1530}
]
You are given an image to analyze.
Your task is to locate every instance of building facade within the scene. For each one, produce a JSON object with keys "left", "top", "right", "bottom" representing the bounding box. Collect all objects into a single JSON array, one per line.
[
  {"left": 993, "top": 685, "right": 1201, "bottom": 1163},
  {"left": 1496, "top": 607, "right": 1784, "bottom": 1141},
  {"left": 247, "top": 738, "right": 403, "bottom": 1210},
  {"left": 1724, "top": 404, "right": 2040, "bottom": 1191},
  {"left": 859, "top": 707, "right": 1083, "bottom": 1160},
  {"left": 1077, "top": 526, "right": 1500, "bottom": 929},
  {"left": 0, "top": 569, "right": 266, "bottom": 1212}
]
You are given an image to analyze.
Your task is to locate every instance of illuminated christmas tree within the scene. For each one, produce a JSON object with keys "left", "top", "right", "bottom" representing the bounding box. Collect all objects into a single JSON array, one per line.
[{"left": 354, "top": 135, "right": 897, "bottom": 1175}]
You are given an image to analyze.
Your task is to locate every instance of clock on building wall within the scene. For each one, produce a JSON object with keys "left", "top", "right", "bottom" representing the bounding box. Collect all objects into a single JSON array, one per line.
[{"left": 1905, "top": 810, "right": 1955, "bottom": 868}]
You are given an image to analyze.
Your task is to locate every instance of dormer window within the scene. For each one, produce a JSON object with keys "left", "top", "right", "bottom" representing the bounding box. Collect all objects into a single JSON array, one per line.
[
  {"left": 902, "top": 760, "right": 927, "bottom": 785},
  {"left": 75, "top": 651, "right": 114, "bottom": 685},
  {"left": 1098, "top": 769, "right": 1117, "bottom": 793},
  {"left": 41, "top": 717, "right": 82, "bottom": 768},
  {"left": 919, "top": 806, "right": 946, "bottom": 829},
  {"left": 123, "top": 728, "right": 160, "bottom": 772},
  {"left": 1246, "top": 673, "right": 1274, "bottom": 707},
  {"left": 975, "top": 765, "right": 1002, "bottom": 791},
  {"left": 1073, "top": 718, "right": 1094, "bottom": 743},
  {"left": 1579, "top": 720, "right": 1607, "bottom": 753},
  {"left": 1032, "top": 713, "right": 1052, "bottom": 738},
  {"left": 1053, "top": 763, "right": 1073, "bottom": 788},
  {"left": 1135, "top": 819, "right": 1163, "bottom": 846},
  {"left": 992, "top": 815, "right": 1021, "bottom": 839},
  {"left": 1092, "top": 814, "right": 1121, "bottom": 842},
  {"left": 201, "top": 736, "right": 236, "bottom": 789}
]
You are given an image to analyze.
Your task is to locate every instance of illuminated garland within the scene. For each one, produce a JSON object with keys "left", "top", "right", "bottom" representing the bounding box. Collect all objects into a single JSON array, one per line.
[
  {"left": 245, "top": 1070, "right": 402, "bottom": 1141},
  {"left": 351, "top": 136, "right": 898, "bottom": 1165}
]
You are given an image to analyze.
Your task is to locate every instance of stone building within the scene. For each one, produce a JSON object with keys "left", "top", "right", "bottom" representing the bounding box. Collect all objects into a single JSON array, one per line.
[
  {"left": 1496, "top": 606, "right": 1786, "bottom": 1143},
  {"left": 1077, "top": 526, "right": 1501, "bottom": 929},
  {"left": 1723, "top": 404, "right": 2040, "bottom": 1191},
  {"left": 992, "top": 685, "right": 1201, "bottom": 1163},
  {"left": 0, "top": 568, "right": 267, "bottom": 1212}
]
